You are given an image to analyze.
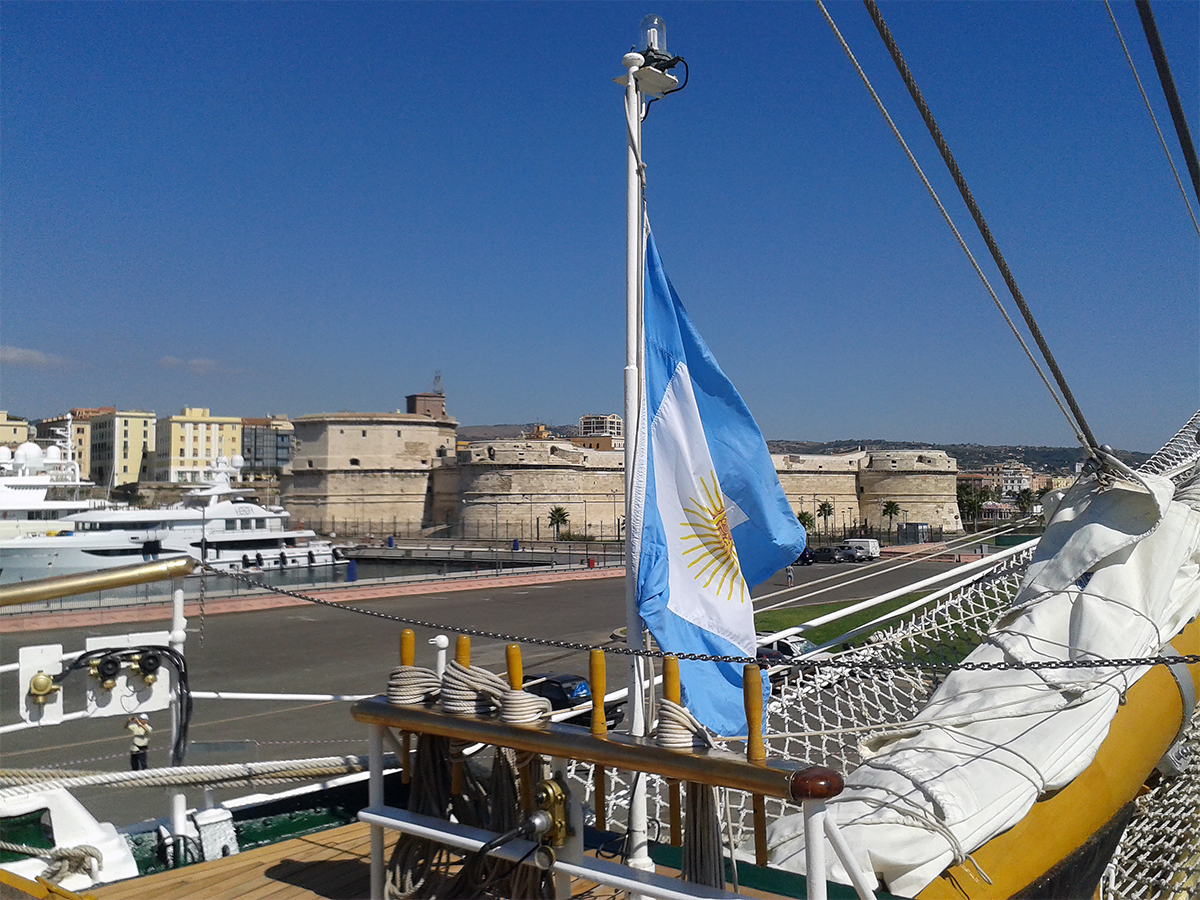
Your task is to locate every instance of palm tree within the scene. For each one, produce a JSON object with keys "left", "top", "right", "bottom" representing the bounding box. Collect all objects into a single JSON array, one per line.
[
  {"left": 797, "top": 510, "right": 816, "bottom": 534},
  {"left": 881, "top": 500, "right": 901, "bottom": 538},
  {"left": 817, "top": 500, "right": 834, "bottom": 541},
  {"left": 548, "top": 506, "right": 569, "bottom": 539},
  {"left": 1015, "top": 488, "right": 1035, "bottom": 516}
]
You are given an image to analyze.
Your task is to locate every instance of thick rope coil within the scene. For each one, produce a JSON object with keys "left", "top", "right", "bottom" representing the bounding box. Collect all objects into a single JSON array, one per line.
[
  {"left": 499, "top": 689, "right": 553, "bottom": 725},
  {"left": 0, "top": 754, "right": 397, "bottom": 796},
  {"left": 439, "top": 661, "right": 509, "bottom": 716},
  {"left": 387, "top": 665, "right": 442, "bottom": 706},
  {"left": 655, "top": 699, "right": 715, "bottom": 752},
  {"left": 0, "top": 840, "right": 102, "bottom": 884}
]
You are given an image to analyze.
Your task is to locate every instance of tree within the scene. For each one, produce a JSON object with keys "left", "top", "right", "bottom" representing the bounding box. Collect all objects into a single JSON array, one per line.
[
  {"left": 817, "top": 500, "right": 834, "bottom": 541},
  {"left": 548, "top": 506, "right": 569, "bottom": 539},
  {"left": 881, "top": 500, "right": 901, "bottom": 536},
  {"left": 797, "top": 510, "right": 816, "bottom": 534},
  {"left": 1015, "top": 488, "right": 1035, "bottom": 516},
  {"left": 956, "top": 483, "right": 981, "bottom": 528}
]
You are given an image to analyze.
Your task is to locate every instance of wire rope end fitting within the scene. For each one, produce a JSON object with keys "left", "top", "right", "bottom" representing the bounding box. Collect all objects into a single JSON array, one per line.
[{"left": 789, "top": 766, "right": 844, "bottom": 801}]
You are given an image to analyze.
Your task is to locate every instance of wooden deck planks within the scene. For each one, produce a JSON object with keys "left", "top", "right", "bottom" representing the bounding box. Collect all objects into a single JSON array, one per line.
[
  {"left": 90, "top": 821, "right": 783, "bottom": 900},
  {"left": 92, "top": 822, "right": 388, "bottom": 900}
]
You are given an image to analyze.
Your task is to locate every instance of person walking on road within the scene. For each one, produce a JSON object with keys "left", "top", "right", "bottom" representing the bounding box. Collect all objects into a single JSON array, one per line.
[
  {"left": 786, "top": 564, "right": 794, "bottom": 588},
  {"left": 126, "top": 714, "right": 152, "bottom": 771}
]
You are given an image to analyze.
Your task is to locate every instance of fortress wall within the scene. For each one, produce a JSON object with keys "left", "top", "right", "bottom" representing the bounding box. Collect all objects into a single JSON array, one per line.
[
  {"left": 280, "top": 434, "right": 963, "bottom": 538},
  {"left": 458, "top": 442, "right": 625, "bottom": 542}
]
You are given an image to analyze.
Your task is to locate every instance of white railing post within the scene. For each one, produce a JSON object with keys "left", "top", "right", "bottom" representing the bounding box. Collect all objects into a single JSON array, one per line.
[
  {"left": 369, "top": 722, "right": 385, "bottom": 900},
  {"left": 803, "top": 798, "right": 828, "bottom": 900}
]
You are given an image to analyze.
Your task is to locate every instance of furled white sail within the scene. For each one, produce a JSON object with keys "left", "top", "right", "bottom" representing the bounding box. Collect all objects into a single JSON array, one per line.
[{"left": 764, "top": 469, "right": 1200, "bottom": 896}]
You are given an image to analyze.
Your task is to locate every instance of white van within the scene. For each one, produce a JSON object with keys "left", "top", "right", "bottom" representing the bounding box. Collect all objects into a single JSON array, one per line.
[{"left": 842, "top": 538, "right": 880, "bottom": 560}]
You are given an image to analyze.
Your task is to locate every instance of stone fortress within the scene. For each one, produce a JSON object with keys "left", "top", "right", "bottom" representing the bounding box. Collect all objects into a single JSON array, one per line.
[{"left": 279, "top": 393, "right": 962, "bottom": 540}]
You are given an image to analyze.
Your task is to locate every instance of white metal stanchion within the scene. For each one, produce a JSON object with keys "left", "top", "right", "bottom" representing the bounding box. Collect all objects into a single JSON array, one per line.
[
  {"left": 170, "top": 582, "right": 188, "bottom": 866},
  {"left": 369, "top": 723, "right": 385, "bottom": 900},
  {"left": 803, "top": 798, "right": 828, "bottom": 900}
]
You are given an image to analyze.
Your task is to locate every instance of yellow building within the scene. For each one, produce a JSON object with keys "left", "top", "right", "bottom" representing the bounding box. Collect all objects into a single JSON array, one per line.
[
  {"left": 90, "top": 410, "right": 156, "bottom": 486},
  {"left": 152, "top": 408, "right": 242, "bottom": 483},
  {"left": 0, "top": 411, "right": 32, "bottom": 447},
  {"left": 35, "top": 407, "right": 114, "bottom": 480}
]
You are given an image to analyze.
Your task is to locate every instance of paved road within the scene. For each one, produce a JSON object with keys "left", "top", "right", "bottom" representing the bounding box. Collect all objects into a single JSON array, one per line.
[{"left": 1, "top": 556, "right": 957, "bottom": 827}]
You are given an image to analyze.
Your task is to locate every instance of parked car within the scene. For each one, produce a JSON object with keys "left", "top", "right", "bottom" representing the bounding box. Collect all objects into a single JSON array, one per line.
[
  {"left": 795, "top": 547, "right": 815, "bottom": 566},
  {"left": 812, "top": 546, "right": 853, "bottom": 563},
  {"left": 842, "top": 538, "right": 881, "bottom": 560},
  {"left": 523, "top": 674, "right": 625, "bottom": 728},
  {"left": 838, "top": 544, "right": 869, "bottom": 562},
  {"left": 757, "top": 633, "right": 836, "bottom": 679},
  {"left": 760, "top": 634, "right": 820, "bottom": 659},
  {"left": 754, "top": 646, "right": 795, "bottom": 687}
]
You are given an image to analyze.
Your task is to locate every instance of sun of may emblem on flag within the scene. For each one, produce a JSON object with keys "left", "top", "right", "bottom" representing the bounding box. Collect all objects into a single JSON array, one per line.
[{"left": 680, "top": 472, "right": 745, "bottom": 602}]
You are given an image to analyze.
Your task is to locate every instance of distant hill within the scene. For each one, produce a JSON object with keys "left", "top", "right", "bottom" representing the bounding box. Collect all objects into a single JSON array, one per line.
[{"left": 766, "top": 439, "right": 1150, "bottom": 474}]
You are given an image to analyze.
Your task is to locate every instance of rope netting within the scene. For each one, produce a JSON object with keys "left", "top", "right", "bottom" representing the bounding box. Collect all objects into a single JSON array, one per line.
[
  {"left": 1100, "top": 704, "right": 1200, "bottom": 900},
  {"left": 566, "top": 547, "right": 1034, "bottom": 850},
  {"left": 561, "top": 417, "right": 1200, "bottom": 898},
  {"left": 1137, "top": 409, "right": 1200, "bottom": 480}
]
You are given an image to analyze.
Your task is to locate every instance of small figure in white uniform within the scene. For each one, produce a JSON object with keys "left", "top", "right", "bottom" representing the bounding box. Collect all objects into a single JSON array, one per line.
[{"left": 126, "top": 713, "right": 152, "bottom": 770}]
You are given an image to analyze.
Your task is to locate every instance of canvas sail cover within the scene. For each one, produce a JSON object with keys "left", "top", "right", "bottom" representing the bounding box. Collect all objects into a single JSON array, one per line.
[{"left": 765, "top": 469, "right": 1200, "bottom": 896}]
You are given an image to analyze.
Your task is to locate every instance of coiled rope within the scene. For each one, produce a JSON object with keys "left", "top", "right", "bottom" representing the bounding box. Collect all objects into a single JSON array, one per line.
[
  {"left": 386, "top": 665, "right": 441, "bottom": 706},
  {"left": 0, "top": 840, "right": 102, "bottom": 884},
  {"left": 654, "top": 699, "right": 714, "bottom": 752}
]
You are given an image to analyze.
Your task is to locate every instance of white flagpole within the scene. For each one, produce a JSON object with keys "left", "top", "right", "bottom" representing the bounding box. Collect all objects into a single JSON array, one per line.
[{"left": 622, "top": 48, "right": 653, "bottom": 876}]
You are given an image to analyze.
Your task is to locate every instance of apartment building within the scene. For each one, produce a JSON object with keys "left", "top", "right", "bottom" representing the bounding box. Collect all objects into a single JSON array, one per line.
[
  {"left": 575, "top": 414, "right": 624, "bottom": 451},
  {"left": 33, "top": 407, "right": 114, "bottom": 479},
  {"left": 152, "top": 408, "right": 242, "bottom": 483},
  {"left": 0, "top": 412, "right": 32, "bottom": 447},
  {"left": 90, "top": 410, "right": 156, "bottom": 486},
  {"left": 241, "top": 416, "right": 294, "bottom": 481}
]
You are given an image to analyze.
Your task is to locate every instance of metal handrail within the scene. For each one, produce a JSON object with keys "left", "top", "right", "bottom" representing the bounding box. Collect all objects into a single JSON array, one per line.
[{"left": 0, "top": 557, "right": 195, "bottom": 608}]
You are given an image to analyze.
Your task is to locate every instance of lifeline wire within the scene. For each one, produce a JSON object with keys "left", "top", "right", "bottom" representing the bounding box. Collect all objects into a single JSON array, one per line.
[
  {"left": 859, "top": 0, "right": 1099, "bottom": 453},
  {"left": 813, "top": 0, "right": 1090, "bottom": 454},
  {"left": 1104, "top": 0, "right": 1200, "bottom": 235}
]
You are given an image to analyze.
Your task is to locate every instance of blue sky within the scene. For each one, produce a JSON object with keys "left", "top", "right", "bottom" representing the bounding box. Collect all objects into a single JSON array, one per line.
[{"left": 2, "top": 1, "right": 1196, "bottom": 454}]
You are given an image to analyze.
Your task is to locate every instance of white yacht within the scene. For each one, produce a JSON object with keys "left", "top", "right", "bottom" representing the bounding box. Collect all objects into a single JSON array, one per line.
[
  {"left": 0, "top": 439, "right": 111, "bottom": 539},
  {"left": 0, "top": 456, "right": 338, "bottom": 584}
]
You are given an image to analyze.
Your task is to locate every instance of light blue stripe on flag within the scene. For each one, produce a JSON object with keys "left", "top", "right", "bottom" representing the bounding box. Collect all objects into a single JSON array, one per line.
[{"left": 632, "top": 232, "right": 807, "bottom": 735}]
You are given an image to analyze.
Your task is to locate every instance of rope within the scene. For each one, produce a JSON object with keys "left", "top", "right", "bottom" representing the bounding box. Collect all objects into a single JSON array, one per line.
[
  {"left": 0, "top": 840, "right": 102, "bottom": 884},
  {"left": 0, "top": 754, "right": 396, "bottom": 795},
  {"left": 654, "top": 699, "right": 714, "bottom": 751},
  {"left": 1103, "top": 0, "right": 1199, "bottom": 235},
  {"left": 439, "top": 661, "right": 509, "bottom": 716},
  {"left": 499, "top": 689, "right": 552, "bottom": 725},
  {"left": 387, "top": 664, "right": 441, "bottom": 706},
  {"left": 812, "top": 0, "right": 1090, "bottom": 454},
  {"left": 859, "top": 0, "right": 1100, "bottom": 454},
  {"left": 681, "top": 782, "right": 724, "bottom": 889},
  {"left": 1135, "top": 0, "right": 1200, "bottom": 204}
]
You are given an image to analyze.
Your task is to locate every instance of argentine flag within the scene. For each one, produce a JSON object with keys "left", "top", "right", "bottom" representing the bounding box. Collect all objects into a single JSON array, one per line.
[{"left": 631, "top": 233, "right": 807, "bottom": 735}]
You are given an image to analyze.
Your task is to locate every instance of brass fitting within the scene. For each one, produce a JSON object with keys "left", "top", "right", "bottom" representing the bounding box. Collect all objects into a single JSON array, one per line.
[
  {"left": 129, "top": 653, "right": 158, "bottom": 685},
  {"left": 28, "top": 671, "right": 61, "bottom": 705},
  {"left": 89, "top": 655, "right": 121, "bottom": 691},
  {"left": 534, "top": 777, "right": 568, "bottom": 847}
]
